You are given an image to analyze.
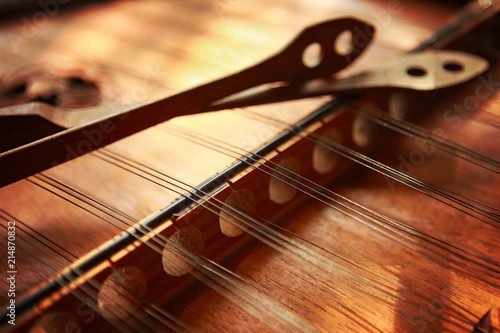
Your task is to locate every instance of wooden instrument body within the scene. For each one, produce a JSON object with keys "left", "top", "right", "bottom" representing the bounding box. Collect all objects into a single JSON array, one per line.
[{"left": 0, "top": 0, "right": 499, "bottom": 332}]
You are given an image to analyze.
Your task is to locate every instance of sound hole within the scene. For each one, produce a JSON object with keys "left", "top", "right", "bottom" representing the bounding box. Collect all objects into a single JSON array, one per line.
[
  {"left": 6, "top": 82, "right": 27, "bottom": 94},
  {"left": 66, "top": 76, "right": 88, "bottom": 88},
  {"left": 0, "top": 69, "right": 102, "bottom": 108}
]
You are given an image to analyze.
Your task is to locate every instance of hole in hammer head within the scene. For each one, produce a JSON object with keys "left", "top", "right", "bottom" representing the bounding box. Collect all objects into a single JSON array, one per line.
[
  {"left": 442, "top": 61, "right": 464, "bottom": 72},
  {"left": 334, "top": 30, "right": 354, "bottom": 56},
  {"left": 406, "top": 67, "right": 427, "bottom": 77},
  {"left": 302, "top": 42, "right": 323, "bottom": 68}
]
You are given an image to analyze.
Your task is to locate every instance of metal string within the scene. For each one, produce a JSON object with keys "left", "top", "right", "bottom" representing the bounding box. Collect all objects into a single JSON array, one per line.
[
  {"left": 92, "top": 149, "right": 382, "bottom": 332},
  {"left": 157, "top": 124, "right": 500, "bottom": 287},
  {"left": 4, "top": 94, "right": 499, "bottom": 332},
  {"left": 240, "top": 108, "right": 500, "bottom": 227},
  {"left": 0, "top": 213, "right": 165, "bottom": 333},
  {"left": 95, "top": 138, "right": 479, "bottom": 328},
  {"left": 356, "top": 103, "right": 500, "bottom": 171},
  {"left": 25, "top": 171, "right": 326, "bottom": 332}
]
